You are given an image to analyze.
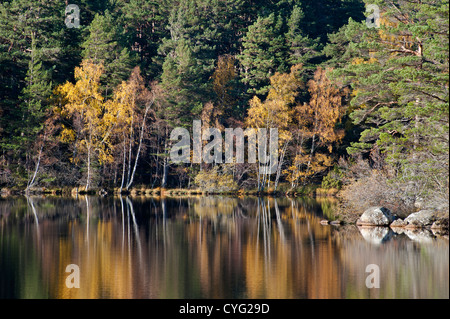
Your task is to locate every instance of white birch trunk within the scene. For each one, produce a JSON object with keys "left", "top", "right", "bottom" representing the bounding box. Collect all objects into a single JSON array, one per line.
[
  {"left": 126, "top": 101, "right": 153, "bottom": 190},
  {"left": 119, "top": 136, "right": 127, "bottom": 193},
  {"left": 274, "top": 140, "right": 289, "bottom": 191},
  {"left": 85, "top": 142, "right": 91, "bottom": 192},
  {"left": 26, "top": 146, "right": 43, "bottom": 192}
]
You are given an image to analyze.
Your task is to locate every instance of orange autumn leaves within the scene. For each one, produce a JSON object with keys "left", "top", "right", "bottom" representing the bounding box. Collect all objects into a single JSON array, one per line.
[
  {"left": 55, "top": 60, "right": 151, "bottom": 190},
  {"left": 245, "top": 65, "right": 348, "bottom": 187},
  {"left": 55, "top": 59, "right": 347, "bottom": 190}
]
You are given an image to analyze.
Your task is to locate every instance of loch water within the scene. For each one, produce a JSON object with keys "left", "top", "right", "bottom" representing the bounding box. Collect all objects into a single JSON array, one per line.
[{"left": 0, "top": 196, "right": 448, "bottom": 299}]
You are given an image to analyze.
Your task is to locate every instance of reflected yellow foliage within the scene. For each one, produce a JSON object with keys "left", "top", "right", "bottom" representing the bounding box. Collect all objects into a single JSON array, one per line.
[{"left": 4, "top": 196, "right": 445, "bottom": 299}]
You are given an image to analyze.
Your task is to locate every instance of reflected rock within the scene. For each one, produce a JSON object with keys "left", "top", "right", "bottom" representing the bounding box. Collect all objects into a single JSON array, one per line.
[
  {"left": 431, "top": 227, "right": 449, "bottom": 238},
  {"left": 320, "top": 219, "right": 342, "bottom": 226},
  {"left": 358, "top": 226, "right": 394, "bottom": 245},
  {"left": 431, "top": 219, "right": 449, "bottom": 237},
  {"left": 431, "top": 218, "right": 449, "bottom": 230},
  {"left": 391, "top": 226, "right": 406, "bottom": 235},
  {"left": 356, "top": 207, "right": 394, "bottom": 226},
  {"left": 404, "top": 229, "right": 435, "bottom": 243}
]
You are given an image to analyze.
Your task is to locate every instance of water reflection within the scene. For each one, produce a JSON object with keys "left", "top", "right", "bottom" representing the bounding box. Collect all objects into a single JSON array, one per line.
[
  {"left": 391, "top": 228, "right": 435, "bottom": 244},
  {"left": 358, "top": 227, "right": 394, "bottom": 245},
  {"left": 0, "top": 196, "right": 448, "bottom": 299}
]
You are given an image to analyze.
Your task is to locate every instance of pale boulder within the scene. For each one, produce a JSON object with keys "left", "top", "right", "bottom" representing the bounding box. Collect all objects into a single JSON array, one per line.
[
  {"left": 356, "top": 207, "right": 394, "bottom": 226},
  {"left": 404, "top": 210, "right": 436, "bottom": 228}
]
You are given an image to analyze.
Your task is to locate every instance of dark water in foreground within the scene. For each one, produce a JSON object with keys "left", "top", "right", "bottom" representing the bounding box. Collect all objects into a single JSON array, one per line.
[{"left": 0, "top": 196, "right": 448, "bottom": 299}]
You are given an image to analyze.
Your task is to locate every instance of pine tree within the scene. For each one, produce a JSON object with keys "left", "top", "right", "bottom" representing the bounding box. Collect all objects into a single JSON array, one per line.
[
  {"left": 212, "top": 0, "right": 260, "bottom": 56},
  {"left": 322, "top": 18, "right": 366, "bottom": 69},
  {"left": 121, "top": 0, "right": 169, "bottom": 79},
  {"left": 335, "top": 0, "right": 449, "bottom": 203},
  {"left": 157, "top": 1, "right": 235, "bottom": 127},
  {"left": 82, "top": 11, "right": 135, "bottom": 98},
  {"left": 0, "top": 0, "right": 64, "bottom": 185},
  {"left": 160, "top": 38, "right": 204, "bottom": 127},
  {"left": 285, "top": 5, "right": 319, "bottom": 68},
  {"left": 20, "top": 33, "right": 52, "bottom": 143},
  {"left": 299, "top": 0, "right": 365, "bottom": 43},
  {"left": 238, "top": 13, "right": 288, "bottom": 96}
]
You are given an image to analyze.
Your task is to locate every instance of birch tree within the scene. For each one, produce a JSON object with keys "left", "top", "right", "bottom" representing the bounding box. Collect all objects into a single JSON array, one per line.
[
  {"left": 57, "top": 60, "right": 111, "bottom": 191},
  {"left": 107, "top": 67, "right": 154, "bottom": 192},
  {"left": 246, "top": 64, "right": 303, "bottom": 191}
]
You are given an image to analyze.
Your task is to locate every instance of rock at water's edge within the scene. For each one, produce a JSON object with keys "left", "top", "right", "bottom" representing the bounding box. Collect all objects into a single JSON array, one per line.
[
  {"left": 390, "top": 218, "right": 407, "bottom": 228},
  {"left": 404, "top": 210, "right": 436, "bottom": 228},
  {"left": 356, "top": 207, "right": 394, "bottom": 226}
]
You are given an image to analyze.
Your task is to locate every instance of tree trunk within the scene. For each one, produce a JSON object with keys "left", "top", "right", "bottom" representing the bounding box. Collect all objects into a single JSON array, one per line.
[
  {"left": 126, "top": 101, "right": 153, "bottom": 190},
  {"left": 161, "top": 128, "right": 169, "bottom": 188},
  {"left": 119, "top": 137, "right": 127, "bottom": 193},
  {"left": 161, "top": 156, "right": 168, "bottom": 188},
  {"left": 85, "top": 134, "right": 92, "bottom": 192},
  {"left": 26, "top": 145, "right": 43, "bottom": 192},
  {"left": 303, "top": 133, "right": 316, "bottom": 186},
  {"left": 274, "top": 141, "right": 289, "bottom": 191},
  {"left": 127, "top": 115, "right": 134, "bottom": 186}
]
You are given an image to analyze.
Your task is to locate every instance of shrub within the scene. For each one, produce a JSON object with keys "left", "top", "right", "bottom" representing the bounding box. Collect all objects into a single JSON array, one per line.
[
  {"left": 321, "top": 167, "right": 343, "bottom": 190},
  {"left": 338, "top": 166, "right": 415, "bottom": 217},
  {"left": 194, "top": 166, "right": 238, "bottom": 193}
]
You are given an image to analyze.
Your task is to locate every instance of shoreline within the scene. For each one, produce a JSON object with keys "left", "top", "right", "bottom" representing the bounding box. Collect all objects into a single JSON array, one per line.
[
  {"left": 0, "top": 185, "right": 338, "bottom": 198},
  {"left": 2, "top": 186, "right": 447, "bottom": 232}
]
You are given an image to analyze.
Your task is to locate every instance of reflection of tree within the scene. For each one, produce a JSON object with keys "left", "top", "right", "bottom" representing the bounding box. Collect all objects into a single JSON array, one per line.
[
  {"left": 52, "top": 197, "right": 148, "bottom": 298},
  {"left": 27, "top": 196, "right": 40, "bottom": 243},
  {"left": 245, "top": 197, "right": 343, "bottom": 298},
  {"left": 337, "top": 229, "right": 449, "bottom": 299},
  {"left": 0, "top": 197, "right": 47, "bottom": 298},
  {"left": 0, "top": 196, "right": 447, "bottom": 299},
  {"left": 126, "top": 197, "right": 142, "bottom": 266},
  {"left": 1, "top": 196, "right": 341, "bottom": 298},
  {"left": 192, "top": 196, "right": 238, "bottom": 219},
  {"left": 274, "top": 199, "right": 286, "bottom": 244}
]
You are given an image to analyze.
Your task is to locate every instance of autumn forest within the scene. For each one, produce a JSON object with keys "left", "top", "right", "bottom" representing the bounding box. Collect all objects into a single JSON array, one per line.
[{"left": 0, "top": 0, "right": 448, "bottom": 213}]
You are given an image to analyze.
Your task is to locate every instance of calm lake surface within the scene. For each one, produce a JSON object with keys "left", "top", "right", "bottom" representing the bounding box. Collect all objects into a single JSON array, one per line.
[{"left": 0, "top": 196, "right": 448, "bottom": 299}]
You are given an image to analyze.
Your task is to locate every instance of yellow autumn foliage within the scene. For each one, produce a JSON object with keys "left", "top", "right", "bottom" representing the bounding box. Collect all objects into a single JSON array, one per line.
[{"left": 246, "top": 64, "right": 303, "bottom": 144}]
